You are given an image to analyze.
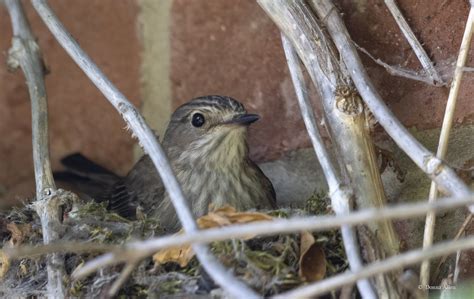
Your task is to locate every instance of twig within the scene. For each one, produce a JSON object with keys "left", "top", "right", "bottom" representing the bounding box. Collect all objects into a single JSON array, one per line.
[
  {"left": 281, "top": 34, "right": 376, "bottom": 299},
  {"left": 30, "top": 0, "right": 257, "bottom": 297},
  {"left": 107, "top": 261, "right": 138, "bottom": 298},
  {"left": 7, "top": 194, "right": 474, "bottom": 277},
  {"left": 6, "top": 1, "right": 56, "bottom": 197},
  {"left": 258, "top": 2, "right": 400, "bottom": 296},
  {"left": 280, "top": 37, "right": 339, "bottom": 189},
  {"left": 309, "top": 0, "right": 472, "bottom": 202},
  {"left": 433, "top": 214, "right": 473, "bottom": 281},
  {"left": 384, "top": 0, "right": 444, "bottom": 86},
  {"left": 4, "top": 0, "right": 64, "bottom": 297},
  {"left": 420, "top": 6, "right": 474, "bottom": 287},
  {"left": 274, "top": 236, "right": 474, "bottom": 298},
  {"left": 6, "top": 241, "right": 115, "bottom": 257},
  {"left": 355, "top": 42, "right": 439, "bottom": 86}
]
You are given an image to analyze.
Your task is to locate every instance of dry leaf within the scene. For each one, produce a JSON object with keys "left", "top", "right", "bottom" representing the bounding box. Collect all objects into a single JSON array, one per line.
[
  {"left": 0, "top": 250, "right": 10, "bottom": 280},
  {"left": 299, "top": 231, "right": 326, "bottom": 282},
  {"left": 153, "top": 245, "right": 195, "bottom": 268},
  {"left": 227, "top": 212, "right": 273, "bottom": 224},
  {"left": 153, "top": 205, "right": 273, "bottom": 267},
  {"left": 197, "top": 212, "right": 232, "bottom": 228},
  {"left": 7, "top": 223, "right": 32, "bottom": 247},
  {"left": 197, "top": 206, "right": 272, "bottom": 231}
]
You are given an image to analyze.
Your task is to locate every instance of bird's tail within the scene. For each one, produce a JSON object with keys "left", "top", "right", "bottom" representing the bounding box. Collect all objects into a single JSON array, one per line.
[{"left": 54, "top": 153, "right": 121, "bottom": 203}]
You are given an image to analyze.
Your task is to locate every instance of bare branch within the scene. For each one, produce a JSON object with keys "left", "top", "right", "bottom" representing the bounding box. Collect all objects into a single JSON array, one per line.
[
  {"left": 433, "top": 214, "right": 473, "bottom": 282},
  {"left": 30, "top": 0, "right": 257, "bottom": 297},
  {"left": 281, "top": 34, "right": 376, "bottom": 299},
  {"left": 275, "top": 236, "right": 474, "bottom": 298},
  {"left": 281, "top": 35, "right": 340, "bottom": 189},
  {"left": 107, "top": 261, "right": 138, "bottom": 298},
  {"left": 384, "top": 0, "right": 444, "bottom": 86},
  {"left": 4, "top": 0, "right": 64, "bottom": 297},
  {"left": 309, "top": 0, "right": 472, "bottom": 202},
  {"left": 258, "top": 1, "right": 400, "bottom": 296},
  {"left": 420, "top": 6, "right": 474, "bottom": 287},
  {"left": 5, "top": 0, "right": 56, "bottom": 196},
  {"left": 355, "top": 42, "right": 439, "bottom": 86}
]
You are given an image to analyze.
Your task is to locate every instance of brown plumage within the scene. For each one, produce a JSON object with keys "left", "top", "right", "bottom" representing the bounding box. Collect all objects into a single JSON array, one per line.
[{"left": 56, "top": 95, "right": 276, "bottom": 231}]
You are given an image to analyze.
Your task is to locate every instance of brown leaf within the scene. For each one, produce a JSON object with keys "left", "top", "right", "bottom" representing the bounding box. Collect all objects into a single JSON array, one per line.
[
  {"left": 197, "top": 206, "right": 272, "bottom": 230},
  {"left": 227, "top": 212, "right": 273, "bottom": 224},
  {"left": 299, "top": 231, "right": 326, "bottom": 282},
  {"left": 197, "top": 212, "right": 232, "bottom": 228},
  {"left": 153, "top": 244, "right": 194, "bottom": 268},
  {"left": 7, "top": 223, "right": 32, "bottom": 247},
  {"left": 153, "top": 205, "right": 273, "bottom": 267},
  {"left": 0, "top": 250, "right": 10, "bottom": 280}
]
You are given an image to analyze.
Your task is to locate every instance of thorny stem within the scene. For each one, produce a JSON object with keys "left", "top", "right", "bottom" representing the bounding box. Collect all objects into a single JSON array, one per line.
[
  {"left": 30, "top": 0, "right": 257, "bottom": 297},
  {"left": 420, "top": 6, "right": 474, "bottom": 287},
  {"left": 4, "top": 0, "right": 64, "bottom": 298}
]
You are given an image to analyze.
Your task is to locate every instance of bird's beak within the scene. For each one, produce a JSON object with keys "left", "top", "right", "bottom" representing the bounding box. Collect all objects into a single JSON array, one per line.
[{"left": 223, "top": 113, "right": 260, "bottom": 126}]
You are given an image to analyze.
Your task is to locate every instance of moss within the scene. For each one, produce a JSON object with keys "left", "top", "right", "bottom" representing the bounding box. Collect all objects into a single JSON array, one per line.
[
  {"left": 0, "top": 192, "right": 349, "bottom": 297},
  {"left": 304, "top": 191, "right": 332, "bottom": 215}
]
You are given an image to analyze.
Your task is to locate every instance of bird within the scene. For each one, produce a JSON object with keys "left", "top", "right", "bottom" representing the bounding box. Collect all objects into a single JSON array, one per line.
[{"left": 55, "top": 95, "right": 277, "bottom": 231}]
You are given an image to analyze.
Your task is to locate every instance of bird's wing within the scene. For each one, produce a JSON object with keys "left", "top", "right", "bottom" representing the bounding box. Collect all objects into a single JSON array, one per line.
[
  {"left": 252, "top": 160, "right": 278, "bottom": 209},
  {"left": 55, "top": 153, "right": 121, "bottom": 202},
  {"left": 60, "top": 153, "right": 116, "bottom": 177},
  {"left": 120, "top": 155, "right": 165, "bottom": 214}
]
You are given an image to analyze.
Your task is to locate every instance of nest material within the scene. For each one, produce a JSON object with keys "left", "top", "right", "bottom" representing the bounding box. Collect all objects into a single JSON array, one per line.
[{"left": 0, "top": 192, "right": 347, "bottom": 298}]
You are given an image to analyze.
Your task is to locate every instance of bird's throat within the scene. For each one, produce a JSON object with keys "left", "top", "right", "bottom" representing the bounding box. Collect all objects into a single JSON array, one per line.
[{"left": 172, "top": 128, "right": 258, "bottom": 216}]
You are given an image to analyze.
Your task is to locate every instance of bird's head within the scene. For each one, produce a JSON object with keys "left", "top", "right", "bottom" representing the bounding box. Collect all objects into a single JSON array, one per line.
[{"left": 163, "top": 95, "right": 259, "bottom": 164}]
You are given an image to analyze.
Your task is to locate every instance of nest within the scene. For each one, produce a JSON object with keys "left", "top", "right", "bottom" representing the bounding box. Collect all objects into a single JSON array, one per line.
[{"left": 0, "top": 192, "right": 348, "bottom": 298}]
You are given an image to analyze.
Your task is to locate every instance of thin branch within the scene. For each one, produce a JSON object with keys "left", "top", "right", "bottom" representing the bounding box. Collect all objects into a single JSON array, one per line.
[
  {"left": 281, "top": 34, "right": 376, "bottom": 299},
  {"left": 7, "top": 195, "right": 474, "bottom": 278},
  {"left": 30, "top": 0, "right": 257, "bottom": 297},
  {"left": 4, "top": 0, "right": 64, "bottom": 297},
  {"left": 310, "top": 0, "right": 472, "bottom": 202},
  {"left": 339, "top": 221, "right": 376, "bottom": 299},
  {"left": 281, "top": 37, "right": 341, "bottom": 193},
  {"left": 5, "top": 0, "right": 56, "bottom": 196},
  {"left": 107, "top": 261, "right": 138, "bottom": 298},
  {"left": 420, "top": 6, "right": 474, "bottom": 287},
  {"left": 384, "top": 0, "right": 444, "bottom": 86},
  {"left": 274, "top": 236, "right": 474, "bottom": 298},
  {"left": 259, "top": 2, "right": 400, "bottom": 296},
  {"left": 433, "top": 214, "right": 473, "bottom": 281},
  {"left": 8, "top": 242, "right": 115, "bottom": 257},
  {"left": 355, "top": 42, "right": 439, "bottom": 86},
  {"left": 279, "top": 34, "right": 340, "bottom": 195}
]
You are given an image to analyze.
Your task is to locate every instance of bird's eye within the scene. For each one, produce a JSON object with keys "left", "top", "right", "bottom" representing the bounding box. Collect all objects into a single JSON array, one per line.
[{"left": 191, "top": 113, "right": 205, "bottom": 127}]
